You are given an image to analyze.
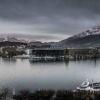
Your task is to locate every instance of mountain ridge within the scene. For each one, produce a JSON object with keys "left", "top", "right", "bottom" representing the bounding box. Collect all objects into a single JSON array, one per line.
[
  {"left": 58, "top": 26, "right": 100, "bottom": 48},
  {"left": 1, "top": 26, "right": 100, "bottom": 48}
]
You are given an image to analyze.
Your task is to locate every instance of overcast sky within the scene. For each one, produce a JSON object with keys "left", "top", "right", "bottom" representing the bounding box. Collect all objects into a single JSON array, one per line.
[{"left": 0, "top": 0, "right": 100, "bottom": 42}]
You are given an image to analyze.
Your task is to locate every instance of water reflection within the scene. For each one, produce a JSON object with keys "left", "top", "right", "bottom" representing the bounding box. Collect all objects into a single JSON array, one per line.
[
  {"left": 2, "top": 58, "right": 16, "bottom": 64},
  {"left": 0, "top": 58, "right": 99, "bottom": 91},
  {"left": 29, "top": 59, "right": 69, "bottom": 66}
]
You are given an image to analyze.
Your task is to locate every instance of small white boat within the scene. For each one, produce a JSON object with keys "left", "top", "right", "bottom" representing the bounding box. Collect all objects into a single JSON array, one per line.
[
  {"left": 77, "top": 79, "right": 93, "bottom": 91},
  {"left": 77, "top": 79, "right": 100, "bottom": 91}
]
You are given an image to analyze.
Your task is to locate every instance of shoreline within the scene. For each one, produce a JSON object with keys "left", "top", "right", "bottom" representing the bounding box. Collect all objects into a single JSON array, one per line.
[{"left": 4, "top": 89, "right": 100, "bottom": 100}]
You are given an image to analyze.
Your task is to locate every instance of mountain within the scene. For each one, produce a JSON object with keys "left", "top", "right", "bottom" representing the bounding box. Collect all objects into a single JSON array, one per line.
[
  {"left": 0, "top": 33, "right": 37, "bottom": 42},
  {"left": 0, "top": 34, "right": 28, "bottom": 47},
  {"left": 1, "top": 26, "right": 100, "bottom": 49},
  {"left": 59, "top": 26, "right": 100, "bottom": 48}
]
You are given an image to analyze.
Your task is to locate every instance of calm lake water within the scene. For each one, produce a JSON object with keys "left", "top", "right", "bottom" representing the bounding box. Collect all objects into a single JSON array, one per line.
[{"left": 0, "top": 58, "right": 100, "bottom": 91}]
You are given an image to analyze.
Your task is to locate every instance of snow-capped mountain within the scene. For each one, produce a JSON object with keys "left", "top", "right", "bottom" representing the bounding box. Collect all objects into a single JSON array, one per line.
[
  {"left": 73, "top": 26, "right": 100, "bottom": 38},
  {"left": 0, "top": 33, "right": 33, "bottom": 42},
  {"left": 0, "top": 25, "right": 100, "bottom": 48},
  {"left": 59, "top": 26, "right": 100, "bottom": 48}
]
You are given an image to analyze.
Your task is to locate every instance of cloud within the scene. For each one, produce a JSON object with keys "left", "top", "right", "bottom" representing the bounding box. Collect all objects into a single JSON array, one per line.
[{"left": 0, "top": 0, "right": 100, "bottom": 41}]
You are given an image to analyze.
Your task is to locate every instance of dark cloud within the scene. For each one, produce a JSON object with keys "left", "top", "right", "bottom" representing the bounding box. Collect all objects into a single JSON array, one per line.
[{"left": 0, "top": 0, "right": 100, "bottom": 41}]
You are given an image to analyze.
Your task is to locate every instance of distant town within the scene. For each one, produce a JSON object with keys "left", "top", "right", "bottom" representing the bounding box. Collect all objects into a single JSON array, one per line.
[{"left": 0, "top": 36, "right": 100, "bottom": 62}]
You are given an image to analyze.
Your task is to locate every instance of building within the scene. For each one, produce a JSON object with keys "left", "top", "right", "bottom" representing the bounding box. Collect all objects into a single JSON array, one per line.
[
  {"left": 29, "top": 48, "right": 65, "bottom": 61},
  {"left": 65, "top": 48, "right": 98, "bottom": 60}
]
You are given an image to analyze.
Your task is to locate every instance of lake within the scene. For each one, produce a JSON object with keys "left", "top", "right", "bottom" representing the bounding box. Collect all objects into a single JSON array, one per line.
[{"left": 0, "top": 58, "right": 99, "bottom": 92}]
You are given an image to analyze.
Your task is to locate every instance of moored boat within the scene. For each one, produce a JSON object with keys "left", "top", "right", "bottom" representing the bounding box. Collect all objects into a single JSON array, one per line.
[{"left": 77, "top": 79, "right": 100, "bottom": 91}]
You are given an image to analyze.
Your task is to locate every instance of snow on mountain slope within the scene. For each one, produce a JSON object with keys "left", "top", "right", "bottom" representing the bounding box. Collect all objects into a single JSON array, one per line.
[
  {"left": 73, "top": 25, "right": 100, "bottom": 38},
  {"left": 59, "top": 26, "right": 100, "bottom": 48}
]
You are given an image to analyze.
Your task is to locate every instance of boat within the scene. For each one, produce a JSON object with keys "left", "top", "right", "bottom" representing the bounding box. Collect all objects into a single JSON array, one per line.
[
  {"left": 77, "top": 79, "right": 93, "bottom": 91},
  {"left": 77, "top": 79, "right": 100, "bottom": 91}
]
